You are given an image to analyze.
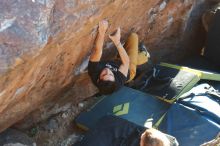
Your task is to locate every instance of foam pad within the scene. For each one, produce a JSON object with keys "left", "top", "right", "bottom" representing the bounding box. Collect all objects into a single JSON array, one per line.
[
  {"left": 159, "top": 103, "right": 220, "bottom": 146},
  {"left": 159, "top": 83, "right": 220, "bottom": 146},
  {"left": 75, "top": 87, "right": 170, "bottom": 130},
  {"left": 179, "top": 83, "right": 220, "bottom": 124},
  {"left": 142, "top": 63, "right": 201, "bottom": 102}
]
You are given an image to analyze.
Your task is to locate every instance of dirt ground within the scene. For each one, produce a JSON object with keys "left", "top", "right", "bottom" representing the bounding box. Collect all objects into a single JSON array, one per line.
[{"left": 25, "top": 96, "right": 99, "bottom": 146}]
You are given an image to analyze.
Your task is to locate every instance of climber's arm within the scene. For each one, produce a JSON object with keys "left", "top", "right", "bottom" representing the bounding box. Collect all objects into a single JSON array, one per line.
[
  {"left": 116, "top": 43, "right": 130, "bottom": 77},
  {"left": 90, "top": 20, "right": 108, "bottom": 62},
  {"left": 109, "top": 28, "right": 129, "bottom": 77}
]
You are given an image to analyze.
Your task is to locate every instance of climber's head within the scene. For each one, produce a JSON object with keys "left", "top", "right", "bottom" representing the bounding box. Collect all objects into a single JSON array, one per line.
[{"left": 96, "top": 68, "right": 120, "bottom": 95}]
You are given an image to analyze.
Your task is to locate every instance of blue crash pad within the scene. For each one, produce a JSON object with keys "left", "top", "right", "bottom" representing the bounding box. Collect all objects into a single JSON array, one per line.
[
  {"left": 75, "top": 84, "right": 220, "bottom": 146},
  {"left": 179, "top": 83, "right": 220, "bottom": 125},
  {"left": 159, "top": 103, "right": 220, "bottom": 146},
  {"left": 75, "top": 87, "right": 170, "bottom": 130},
  {"left": 159, "top": 84, "right": 220, "bottom": 146}
]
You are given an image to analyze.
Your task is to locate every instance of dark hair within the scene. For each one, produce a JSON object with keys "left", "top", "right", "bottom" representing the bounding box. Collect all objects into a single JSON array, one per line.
[
  {"left": 143, "top": 135, "right": 164, "bottom": 146},
  {"left": 97, "top": 80, "right": 119, "bottom": 95}
]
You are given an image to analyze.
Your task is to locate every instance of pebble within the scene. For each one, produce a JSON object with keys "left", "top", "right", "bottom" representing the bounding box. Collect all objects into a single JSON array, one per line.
[
  {"left": 78, "top": 103, "right": 84, "bottom": 108},
  {"left": 45, "top": 119, "right": 59, "bottom": 131},
  {"left": 62, "top": 112, "right": 68, "bottom": 119}
]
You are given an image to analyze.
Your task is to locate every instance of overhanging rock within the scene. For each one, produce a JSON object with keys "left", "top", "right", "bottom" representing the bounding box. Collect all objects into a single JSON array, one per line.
[{"left": 0, "top": 0, "right": 217, "bottom": 132}]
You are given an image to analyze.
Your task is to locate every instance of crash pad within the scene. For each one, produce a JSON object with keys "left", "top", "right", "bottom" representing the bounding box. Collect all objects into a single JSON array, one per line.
[
  {"left": 75, "top": 87, "right": 170, "bottom": 130},
  {"left": 159, "top": 83, "right": 220, "bottom": 146},
  {"left": 142, "top": 63, "right": 200, "bottom": 103},
  {"left": 179, "top": 84, "right": 220, "bottom": 123},
  {"left": 159, "top": 103, "right": 220, "bottom": 146},
  {"left": 142, "top": 62, "right": 220, "bottom": 103}
]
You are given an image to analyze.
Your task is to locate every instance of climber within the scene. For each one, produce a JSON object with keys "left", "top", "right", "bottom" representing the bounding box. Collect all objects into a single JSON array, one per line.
[{"left": 88, "top": 20, "right": 150, "bottom": 95}]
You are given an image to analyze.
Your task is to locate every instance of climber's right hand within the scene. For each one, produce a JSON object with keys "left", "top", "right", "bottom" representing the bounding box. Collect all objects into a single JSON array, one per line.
[{"left": 98, "top": 20, "right": 109, "bottom": 34}]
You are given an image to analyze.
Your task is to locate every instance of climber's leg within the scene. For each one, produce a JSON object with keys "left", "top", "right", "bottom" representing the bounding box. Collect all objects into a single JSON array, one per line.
[{"left": 124, "top": 33, "right": 139, "bottom": 82}]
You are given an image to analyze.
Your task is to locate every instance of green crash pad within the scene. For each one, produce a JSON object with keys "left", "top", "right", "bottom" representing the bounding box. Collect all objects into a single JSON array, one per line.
[{"left": 75, "top": 87, "right": 170, "bottom": 130}]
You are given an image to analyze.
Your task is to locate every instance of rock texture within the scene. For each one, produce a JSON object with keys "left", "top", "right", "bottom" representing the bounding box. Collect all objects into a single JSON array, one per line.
[
  {"left": 0, "top": 128, "right": 36, "bottom": 146},
  {"left": 0, "top": 0, "right": 219, "bottom": 132}
]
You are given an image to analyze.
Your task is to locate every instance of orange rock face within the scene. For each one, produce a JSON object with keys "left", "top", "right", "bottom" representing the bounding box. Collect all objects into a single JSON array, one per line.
[{"left": 0, "top": 0, "right": 216, "bottom": 132}]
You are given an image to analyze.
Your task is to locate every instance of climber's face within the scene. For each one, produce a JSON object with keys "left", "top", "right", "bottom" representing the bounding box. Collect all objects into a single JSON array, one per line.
[{"left": 99, "top": 68, "right": 115, "bottom": 81}]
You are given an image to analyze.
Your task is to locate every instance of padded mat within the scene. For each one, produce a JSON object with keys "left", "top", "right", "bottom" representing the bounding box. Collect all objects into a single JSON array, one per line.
[
  {"left": 159, "top": 103, "right": 220, "bottom": 146},
  {"left": 143, "top": 63, "right": 200, "bottom": 102},
  {"left": 75, "top": 87, "right": 170, "bottom": 130},
  {"left": 179, "top": 83, "right": 220, "bottom": 124}
]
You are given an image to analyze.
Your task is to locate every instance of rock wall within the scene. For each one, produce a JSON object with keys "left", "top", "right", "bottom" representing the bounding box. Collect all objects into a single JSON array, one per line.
[{"left": 0, "top": 0, "right": 218, "bottom": 132}]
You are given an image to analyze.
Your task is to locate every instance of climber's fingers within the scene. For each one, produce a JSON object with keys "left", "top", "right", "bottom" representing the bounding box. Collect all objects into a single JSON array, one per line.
[{"left": 98, "top": 20, "right": 109, "bottom": 34}]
